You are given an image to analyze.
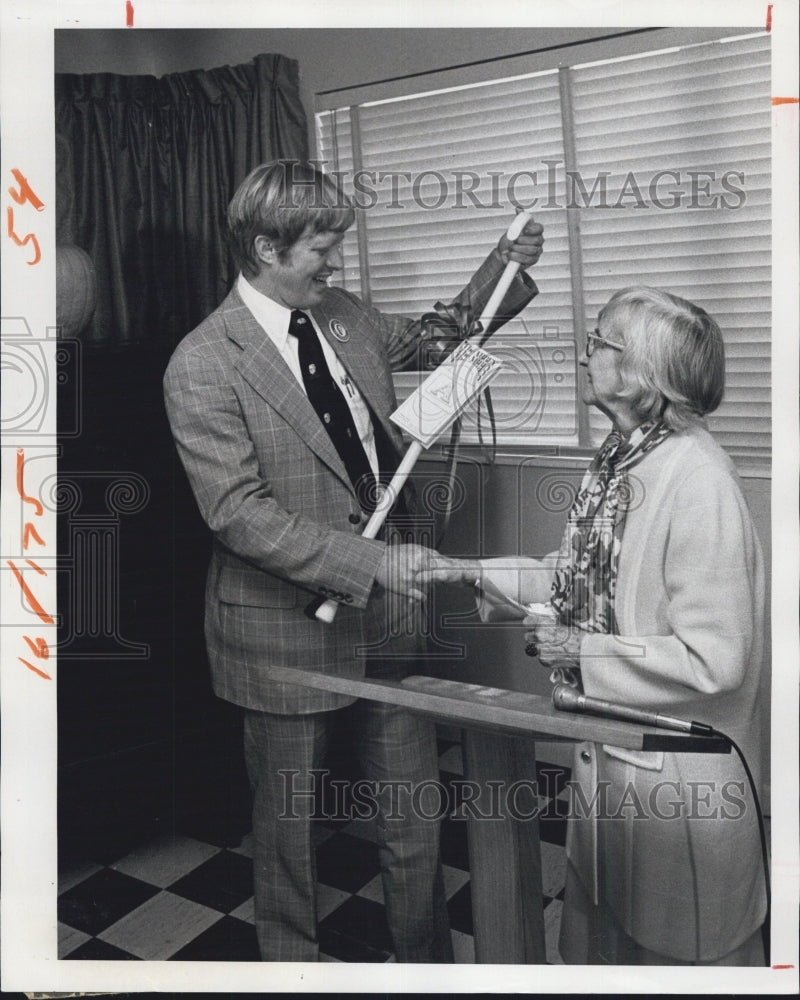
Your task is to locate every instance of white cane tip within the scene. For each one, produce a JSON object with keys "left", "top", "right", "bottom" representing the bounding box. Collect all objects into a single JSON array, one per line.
[{"left": 315, "top": 601, "right": 338, "bottom": 624}]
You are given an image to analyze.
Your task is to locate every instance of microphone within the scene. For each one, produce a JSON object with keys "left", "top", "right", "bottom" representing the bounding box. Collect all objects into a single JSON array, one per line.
[{"left": 551, "top": 684, "right": 714, "bottom": 736}]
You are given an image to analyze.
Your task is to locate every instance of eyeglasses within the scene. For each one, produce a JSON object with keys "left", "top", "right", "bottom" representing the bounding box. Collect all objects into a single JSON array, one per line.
[{"left": 586, "top": 329, "right": 625, "bottom": 357}]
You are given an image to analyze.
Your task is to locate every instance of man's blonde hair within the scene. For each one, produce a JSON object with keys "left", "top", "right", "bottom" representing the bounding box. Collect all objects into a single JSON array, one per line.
[{"left": 227, "top": 160, "right": 354, "bottom": 277}]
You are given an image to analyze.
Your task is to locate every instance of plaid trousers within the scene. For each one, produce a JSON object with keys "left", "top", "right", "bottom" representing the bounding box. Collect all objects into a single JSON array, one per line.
[{"left": 244, "top": 694, "right": 454, "bottom": 962}]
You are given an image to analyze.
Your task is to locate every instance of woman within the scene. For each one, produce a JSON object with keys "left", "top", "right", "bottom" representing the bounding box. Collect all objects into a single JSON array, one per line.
[{"left": 426, "top": 287, "right": 767, "bottom": 966}]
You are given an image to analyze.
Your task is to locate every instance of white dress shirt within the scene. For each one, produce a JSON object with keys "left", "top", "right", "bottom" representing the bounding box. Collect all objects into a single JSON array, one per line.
[{"left": 237, "top": 274, "right": 378, "bottom": 474}]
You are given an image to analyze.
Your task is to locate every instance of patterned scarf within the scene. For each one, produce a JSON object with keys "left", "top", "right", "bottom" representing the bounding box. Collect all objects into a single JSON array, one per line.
[{"left": 548, "top": 420, "right": 672, "bottom": 686}]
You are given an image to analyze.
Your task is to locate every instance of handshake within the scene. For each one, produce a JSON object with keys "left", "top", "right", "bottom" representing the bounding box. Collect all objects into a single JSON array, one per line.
[
  {"left": 373, "top": 544, "right": 582, "bottom": 674},
  {"left": 374, "top": 544, "right": 481, "bottom": 603}
]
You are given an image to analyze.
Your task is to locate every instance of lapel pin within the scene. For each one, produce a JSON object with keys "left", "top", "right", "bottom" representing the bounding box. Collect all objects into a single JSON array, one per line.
[{"left": 329, "top": 318, "right": 349, "bottom": 342}]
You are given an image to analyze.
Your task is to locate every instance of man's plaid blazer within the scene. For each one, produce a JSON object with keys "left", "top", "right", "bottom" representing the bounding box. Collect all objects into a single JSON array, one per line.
[{"left": 163, "top": 249, "right": 537, "bottom": 713}]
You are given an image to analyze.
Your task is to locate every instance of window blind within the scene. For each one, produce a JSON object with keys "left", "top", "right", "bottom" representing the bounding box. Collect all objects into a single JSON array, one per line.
[
  {"left": 315, "top": 108, "right": 363, "bottom": 298},
  {"left": 319, "top": 71, "right": 579, "bottom": 445},
  {"left": 570, "top": 33, "right": 771, "bottom": 465},
  {"left": 316, "top": 31, "right": 771, "bottom": 471}
]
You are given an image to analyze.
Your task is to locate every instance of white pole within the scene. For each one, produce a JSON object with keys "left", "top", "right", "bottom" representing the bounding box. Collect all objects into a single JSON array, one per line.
[
  {"left": 473, "top": 211, "right": 531, "bottom": 341},
  {"left": 314, "top": 212, "right": 532, "bottom": 623}
]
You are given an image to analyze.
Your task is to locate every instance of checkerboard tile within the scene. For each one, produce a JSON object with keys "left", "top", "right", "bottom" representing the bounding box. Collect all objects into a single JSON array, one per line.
[
  {"left": 98, "top": 890, "right": 222, "bottom": 960},
  {"left": 57, "top": 922, "right": 91, "bottom": 957},
  {"left": 168, "top": 849, "right": 254, "bottom": 913},
  {"left": 58, "top": 868, "right": 161, "bottom": 937},
  {"left": 58, "top": 745, "right": 571, "bottom": 963},
  {"left": 170, "top": 914, "right": 260, "bottom": 961},
  {"left": 110, "top": 833, "right": 220, "bottom": 888}
]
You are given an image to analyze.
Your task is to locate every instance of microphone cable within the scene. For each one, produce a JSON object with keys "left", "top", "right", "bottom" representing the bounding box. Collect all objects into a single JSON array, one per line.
[
  {"left": 419, "top": 304, "right": 498, "bottom": 548},
  {"left": 705, "top": 725, "right": 771, "bottom": 966}
]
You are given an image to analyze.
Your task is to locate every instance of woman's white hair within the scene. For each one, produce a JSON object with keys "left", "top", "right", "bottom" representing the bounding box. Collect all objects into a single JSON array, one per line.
[{"left": 599, "top": 286, "right": 725, "bottom": 431}]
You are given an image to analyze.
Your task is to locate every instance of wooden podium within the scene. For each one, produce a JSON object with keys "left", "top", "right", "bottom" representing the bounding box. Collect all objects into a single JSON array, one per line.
[{"left": 266, "top": 666, "right": 729, "bottom": 964}]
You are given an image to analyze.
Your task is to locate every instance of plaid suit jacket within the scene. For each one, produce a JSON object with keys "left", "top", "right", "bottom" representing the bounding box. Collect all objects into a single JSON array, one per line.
[{"left": 164, "top": 249, "right": 537, "bottom": 713}]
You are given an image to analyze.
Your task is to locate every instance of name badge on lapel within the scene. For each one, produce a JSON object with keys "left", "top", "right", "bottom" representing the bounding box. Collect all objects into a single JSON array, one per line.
[{"left": 329, "top": 319, "right": 349, "bottom": 342}]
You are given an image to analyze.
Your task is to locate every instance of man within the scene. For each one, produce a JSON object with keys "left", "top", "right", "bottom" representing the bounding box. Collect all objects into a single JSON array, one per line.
[{"left": 163, "top": 160, "right": 543, "bottom": 962}]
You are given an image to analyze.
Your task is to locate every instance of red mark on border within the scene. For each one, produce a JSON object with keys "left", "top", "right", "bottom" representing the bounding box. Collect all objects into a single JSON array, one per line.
[
  {"left": 126, "top": 1, "right": 134, "bottom": 27},
  {"left": 20, "top": 635, "right": 51, "bottom": 679},
  {"left": 13, "top": 450, "right": 54, "bottom": 680},
  {"left": 6, "top": 207, "right": 41, "bottom": 265},
  {"left": 766, "top": 4, "right": 772, "bottom": 32},
  {"left": 773, "top": 964, "right": 795, "bottom": 969},
  {"left": 19, "top": 658, "right": 52, "bottom": 681},
  {"left": 7, "top": 171, "right": 44, "bottom": 265},
  {"left": 23, "top": 636, "right": 50, "bottom": 660},
  {"left": 8, "top": 169, "right": 44, "bottom": 211},
  {"left": 772, "top": 97, "right": 800, "bottom": 105},
  {"left": 23, "top": 522, "right": 46, "bottom": 549},
  {"left": 7, "top": 562, "right": 55, "bottom": 626},
  {"left": 17, "top": 449, "right": 44, "bottom": 516}
]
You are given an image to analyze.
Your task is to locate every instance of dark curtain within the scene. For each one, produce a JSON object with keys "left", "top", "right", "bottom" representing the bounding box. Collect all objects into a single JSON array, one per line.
[
  {"left": 55, "top": 53, "right": 308, "bottom": 345},
  {"left": 55, "top": 54, "right": 307, "bottom": 858}
]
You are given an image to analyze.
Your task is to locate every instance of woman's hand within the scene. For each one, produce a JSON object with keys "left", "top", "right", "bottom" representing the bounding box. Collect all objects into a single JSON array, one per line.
[{"left": 523, "top": 612, "right": 582, "bottom": 672}]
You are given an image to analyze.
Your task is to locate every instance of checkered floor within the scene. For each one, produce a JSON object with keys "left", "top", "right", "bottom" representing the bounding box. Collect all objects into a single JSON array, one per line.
[{"left": 58, "top": 740, "right": 570, "bottom": 963}]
